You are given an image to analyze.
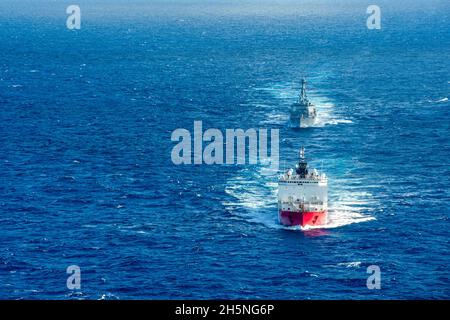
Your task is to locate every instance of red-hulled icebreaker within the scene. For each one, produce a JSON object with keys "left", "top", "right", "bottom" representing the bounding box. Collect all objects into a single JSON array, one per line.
[{"left": 278, "top": 147, "right": 328, "bottom": 227}]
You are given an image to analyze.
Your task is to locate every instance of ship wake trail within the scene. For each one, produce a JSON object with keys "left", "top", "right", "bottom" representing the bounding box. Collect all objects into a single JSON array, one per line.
[{"left": 223, "top": 165, "right": 281, "bottom": 229}]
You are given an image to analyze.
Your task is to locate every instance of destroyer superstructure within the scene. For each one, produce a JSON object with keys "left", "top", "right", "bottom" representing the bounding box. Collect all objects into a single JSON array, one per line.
[{"left": 290, "top": 78, "right": 317, "bottom": 128}]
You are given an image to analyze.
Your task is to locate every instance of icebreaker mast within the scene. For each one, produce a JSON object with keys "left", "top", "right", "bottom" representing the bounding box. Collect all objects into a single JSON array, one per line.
[{"left": 296, "top": 147, "right": 308, "bottom": 178}]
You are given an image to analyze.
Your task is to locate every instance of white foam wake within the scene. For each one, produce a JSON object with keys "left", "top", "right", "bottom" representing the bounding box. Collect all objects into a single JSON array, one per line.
[{"left": 223, "top": 167, "right": 375, "bottom": 231}]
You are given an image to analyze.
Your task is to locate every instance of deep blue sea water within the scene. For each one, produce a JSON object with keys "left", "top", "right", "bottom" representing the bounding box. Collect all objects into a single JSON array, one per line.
[{"left": 0, "top": 1, "right": 449, "bottom": 299}]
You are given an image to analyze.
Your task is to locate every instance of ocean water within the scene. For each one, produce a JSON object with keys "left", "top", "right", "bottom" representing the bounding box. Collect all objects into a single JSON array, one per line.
[{"left": 0, "top": 1, "right": 449, "bottom": 299}]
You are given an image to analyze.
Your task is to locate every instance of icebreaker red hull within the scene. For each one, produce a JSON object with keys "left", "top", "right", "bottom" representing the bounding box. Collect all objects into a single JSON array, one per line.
[{"left": 279, "top": 210, "right": 327, "bottom": 227}]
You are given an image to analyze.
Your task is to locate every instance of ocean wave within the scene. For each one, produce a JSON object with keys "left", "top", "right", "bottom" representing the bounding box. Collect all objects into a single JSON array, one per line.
[
  {"left": 426, "top": 97, "right": 448, "bottom": 103},
  {"left": 99, "top": 293, "right": 120, "bottom": 300},
  {"left": 337, "top": 261, "right": 362, "bottom": 268}
]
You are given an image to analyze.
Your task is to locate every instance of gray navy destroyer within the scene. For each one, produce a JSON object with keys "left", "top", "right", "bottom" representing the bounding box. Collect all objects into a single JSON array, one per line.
[{"left": 290, "top": 78, "right": 317, "bottom": 128}]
